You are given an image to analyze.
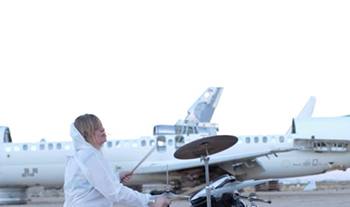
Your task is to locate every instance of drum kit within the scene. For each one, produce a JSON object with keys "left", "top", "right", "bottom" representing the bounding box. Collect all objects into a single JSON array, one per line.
[
  {"left": 138, "top": 134, "right": 271, "bottom": 206},
  {"left": 171, "top": 135, "right": 271, "bottom": 207}
]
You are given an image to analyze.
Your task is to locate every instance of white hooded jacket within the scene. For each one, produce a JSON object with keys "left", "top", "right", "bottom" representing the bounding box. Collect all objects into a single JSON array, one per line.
[{"left": 63, "top": 124, "right": 151, "bottom": 207}]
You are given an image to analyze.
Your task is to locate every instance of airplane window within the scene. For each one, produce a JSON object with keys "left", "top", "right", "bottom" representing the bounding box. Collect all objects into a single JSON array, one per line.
[
  {"left": 279, "top": 136, "right": 285, "bottom": 143},
  {"left": 107, "top": 141, "right": 112, "bottom": 148},
  {"left": 64, "top": 145, "right": 71, "bottom": 150},
  {"left": 150, "top": 139, "right": 155, "bottom": 146},
  {"left": 48, "top": 143, "right": 53, "bottom": 150},
  {"left": 141, "top": 140, "right": 146, "bottom": 147},
  {"left": 175, "top": 126, "right": 182, "bottom": 134},
  {"left": 56, "top": 143, "right": 62, "bottom": 150},
  {"left": 262, "top": 136, "right": 268, "bottom": 143},
  {"left": 23, "top": 144, "right": 28, "bottom": 151},
  {"left": 40, "top": 144, "right": 45, "bottom": 150},
  {"left": 115, "top": 141, "right": 120, "bottom": 147},
  {"left": 254, "top": 136, "right": 259, "bottom": 143},
  {"left": 245, "top": 137, "right": 251, "bottom": 144},
  {"left": 187, "top": 127, "right": 193, "bottom": 135}
]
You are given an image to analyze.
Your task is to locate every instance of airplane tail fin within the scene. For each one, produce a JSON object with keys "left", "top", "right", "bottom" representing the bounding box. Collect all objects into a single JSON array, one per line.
[
  {"left": 0, "top": 126, "right": 12, "bottom": 143},
  {"left": 286, "top": 96, "right": 316, "bottom": 134},
  {"left": 296, "top": 96, "right": 316, "bottom": 119},
  {"left": 184, "top": 87, "right": 223, "bottom": 123},
  {"left": 154, "top": 87, "right": 222, "bottom": 136}
]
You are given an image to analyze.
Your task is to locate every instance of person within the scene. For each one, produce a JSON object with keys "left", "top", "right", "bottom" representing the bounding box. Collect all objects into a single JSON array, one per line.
[{"left": 64, "top": 114, "right": 170, "bottom": 207}]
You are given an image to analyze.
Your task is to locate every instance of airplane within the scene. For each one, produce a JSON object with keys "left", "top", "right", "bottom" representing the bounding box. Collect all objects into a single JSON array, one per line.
[{"left": 1, "top": 87, "right": 350, "bottom": 205}]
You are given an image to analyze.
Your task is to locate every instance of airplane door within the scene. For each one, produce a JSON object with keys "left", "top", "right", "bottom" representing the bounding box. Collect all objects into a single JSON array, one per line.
[{"left": 156, "top": 136, "right": 166, "bottom": 152}]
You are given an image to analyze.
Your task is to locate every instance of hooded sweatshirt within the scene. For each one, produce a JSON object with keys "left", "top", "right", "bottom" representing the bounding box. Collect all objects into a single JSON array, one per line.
[{"left": 63, "top": 124, "right": 151, "bottom": 207}]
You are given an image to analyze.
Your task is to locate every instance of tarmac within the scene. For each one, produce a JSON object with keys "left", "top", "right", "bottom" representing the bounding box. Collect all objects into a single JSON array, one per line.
[{"left": 2, "top": 189, "right": 350, "bottom": 207}]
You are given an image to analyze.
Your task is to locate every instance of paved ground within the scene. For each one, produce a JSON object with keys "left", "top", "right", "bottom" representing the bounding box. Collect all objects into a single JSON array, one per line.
[
  {"left": 256, "top": 190, "right": 350, "bottom": 207},
  {"left": 2, "top": 189, "right": 350, "bottom": 207}
]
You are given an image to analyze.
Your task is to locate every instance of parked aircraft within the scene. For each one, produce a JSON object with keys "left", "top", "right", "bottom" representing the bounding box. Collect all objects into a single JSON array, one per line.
[{"left": 1, "top": 87, "right": 350, "bottom": 205}]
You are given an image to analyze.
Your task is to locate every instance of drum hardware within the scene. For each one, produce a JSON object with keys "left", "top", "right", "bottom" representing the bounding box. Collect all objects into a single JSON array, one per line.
[
  {"left": 174, "top": 135, "right": 238, "bottom": 207},
  {"left": 190, "top": 175, "right": 272, "bottom": 207}
]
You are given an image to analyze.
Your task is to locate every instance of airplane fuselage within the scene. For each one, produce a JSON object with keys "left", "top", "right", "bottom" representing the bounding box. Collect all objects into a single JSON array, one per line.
[{"left": 1, "top": 133, "right": 349, "bottom": 188}]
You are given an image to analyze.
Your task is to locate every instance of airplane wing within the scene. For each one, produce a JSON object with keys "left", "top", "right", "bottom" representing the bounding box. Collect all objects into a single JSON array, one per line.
[
  {"left": 214, "top": 147, "right": 297, "bottom": 164},
  {"left": 139, "top": 147, "right": 297, "bottom": 174},
  {"left": 215, "top": 148, "right": 298, "bottom": 179}
]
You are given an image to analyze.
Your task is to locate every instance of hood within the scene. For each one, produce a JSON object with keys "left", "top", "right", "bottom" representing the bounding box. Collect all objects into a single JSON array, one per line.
[{"left": 70, "top": 124, "right": 95, "bottom": 151}]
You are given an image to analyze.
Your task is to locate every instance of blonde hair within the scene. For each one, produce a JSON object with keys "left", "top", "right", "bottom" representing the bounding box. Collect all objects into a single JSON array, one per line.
[{"left": 74, "top": 114, "right": 102, "bottom": 144}]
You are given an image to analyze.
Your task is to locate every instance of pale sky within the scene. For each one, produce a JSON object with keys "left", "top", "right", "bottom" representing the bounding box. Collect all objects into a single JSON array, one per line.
[{"left": 0, "top": 0, "right": 350, "bottom": 144}]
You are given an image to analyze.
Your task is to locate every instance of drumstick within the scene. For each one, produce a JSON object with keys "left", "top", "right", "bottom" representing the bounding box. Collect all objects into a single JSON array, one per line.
[
  {"left": 121, "top": 145, "right": 156, "bottom": 182},
  {"left": 130, "top": 145, "right": 156, "bottom": 174}
]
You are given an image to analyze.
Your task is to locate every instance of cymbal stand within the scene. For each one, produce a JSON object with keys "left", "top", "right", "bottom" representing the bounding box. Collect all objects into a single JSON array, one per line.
[{"left": 200, "top": 143, "right": 211, "bottom": 207}]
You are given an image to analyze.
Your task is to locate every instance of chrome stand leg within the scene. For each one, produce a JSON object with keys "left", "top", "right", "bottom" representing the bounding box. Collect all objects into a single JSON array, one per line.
[{"left": 202, "top": 156, "right": 211, "bottom": 207}]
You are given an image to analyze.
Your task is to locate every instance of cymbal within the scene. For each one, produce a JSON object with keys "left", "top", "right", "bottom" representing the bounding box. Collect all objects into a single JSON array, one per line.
[{"left": 174, "top": 135, "right": 238, "bottom": 160}]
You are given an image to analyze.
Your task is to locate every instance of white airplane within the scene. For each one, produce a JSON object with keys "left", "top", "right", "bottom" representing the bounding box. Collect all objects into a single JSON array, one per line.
[{"left": 1, "top": 87, "right": 350, "bottom": 205}]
